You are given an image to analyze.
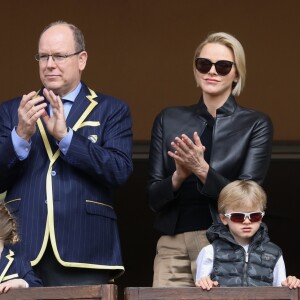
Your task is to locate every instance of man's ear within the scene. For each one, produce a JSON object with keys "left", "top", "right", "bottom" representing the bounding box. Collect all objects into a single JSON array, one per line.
[
  {"left": 220, "top": 213, "right": 228, "bottom": 225},
  {"left": 78, "top": 51, "right": 88, "bottom": 71}
]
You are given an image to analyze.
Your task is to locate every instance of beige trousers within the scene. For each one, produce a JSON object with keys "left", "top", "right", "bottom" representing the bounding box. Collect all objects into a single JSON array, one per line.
[{"left": 153, "top": 230, "right": 209, "bottom": 287}]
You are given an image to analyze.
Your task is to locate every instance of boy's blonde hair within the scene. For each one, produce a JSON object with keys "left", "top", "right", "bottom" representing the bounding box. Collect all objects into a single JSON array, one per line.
[
  {"left": 218, "top": 180, "right": 267, "bottom": 214},
  {"left": 0, "top": 203, "right": 19, "bottom": 244}
]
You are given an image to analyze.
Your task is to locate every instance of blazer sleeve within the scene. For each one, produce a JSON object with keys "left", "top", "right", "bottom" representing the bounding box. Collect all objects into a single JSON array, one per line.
[
  {"left": 17, "top": 258, "right": 43, "bottom": 287},
  {"left": 0, "top": 101, "right": 24, "bottom": 193}
]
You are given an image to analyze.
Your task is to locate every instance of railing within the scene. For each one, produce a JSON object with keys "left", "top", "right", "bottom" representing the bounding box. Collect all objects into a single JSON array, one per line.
[
  {"left": 124, "top": 286, "right": 299, "bottom": 300},
  {"left": 0, "top": 284, "right": 117, "bottom": 300},
  {"left": 0, "top": 285, "right": 299, "bottom": 300}
]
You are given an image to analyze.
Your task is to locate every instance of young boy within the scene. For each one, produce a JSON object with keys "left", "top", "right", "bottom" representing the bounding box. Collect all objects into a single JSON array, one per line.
[{"left": 195, "top": 180, "right": 300, "bottom": 290}]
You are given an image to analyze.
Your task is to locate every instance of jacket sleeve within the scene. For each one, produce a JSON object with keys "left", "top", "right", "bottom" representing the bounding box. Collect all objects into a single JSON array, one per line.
[
  {"left": 0, "top": 102, "right": 24, "bottom": 193},
  {"left": 147, "top": 112, "right": 180, "bottom": 212},
  {"left": 18, "top": 258, "right": 43, "bottom": 287},
  {"left": 201, "top": 114, "right": 273, "bottom": 199}
]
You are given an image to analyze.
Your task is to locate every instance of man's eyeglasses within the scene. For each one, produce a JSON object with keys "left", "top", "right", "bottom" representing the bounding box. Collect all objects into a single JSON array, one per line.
[
  {"left": 224, "top": 211, "right": 265, "bottom": 223},
  {"left": 35, "top": 50, "right": 84, "bottom": 63},
  {"left": 195, "top": 58, "right": 235, "bottom": 76}
]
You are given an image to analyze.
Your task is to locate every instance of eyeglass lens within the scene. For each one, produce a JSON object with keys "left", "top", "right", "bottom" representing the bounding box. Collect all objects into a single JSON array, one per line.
[
  {"left": 195, "top": 58, "right": 234, "bottom": 76},
  {"left": 229, "top": 212, "right": 263, "bottom": 223},
  {"left": 35, "top": 50, "right": 83, "bottom": 63}
]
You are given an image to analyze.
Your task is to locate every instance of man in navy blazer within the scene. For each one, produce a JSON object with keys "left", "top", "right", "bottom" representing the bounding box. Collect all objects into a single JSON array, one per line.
[{"left": 0, "top": 21, "right": 133, "bottom": 286}]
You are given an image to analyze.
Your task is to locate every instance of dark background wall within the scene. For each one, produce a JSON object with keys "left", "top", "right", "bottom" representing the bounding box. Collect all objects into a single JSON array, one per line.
[
  {"left": 0, "top": 0, "right": 300, "bottom": 141},
  {"left": 0, "top": 1, "right": 300, "bottom": 298}
]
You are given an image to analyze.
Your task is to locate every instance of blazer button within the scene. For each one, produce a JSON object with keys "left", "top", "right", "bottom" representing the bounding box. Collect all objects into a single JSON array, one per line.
[
  {"left": 51, "top": 171, "right": 56, "bottom": 176},
  {"left": 45, "top": 199, "right": 47, "bottom": 204}
]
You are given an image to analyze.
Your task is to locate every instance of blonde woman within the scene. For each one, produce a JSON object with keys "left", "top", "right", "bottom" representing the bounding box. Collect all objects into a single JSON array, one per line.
[{"left": 148, "top": 32, "right": 273, "bottom": 287}]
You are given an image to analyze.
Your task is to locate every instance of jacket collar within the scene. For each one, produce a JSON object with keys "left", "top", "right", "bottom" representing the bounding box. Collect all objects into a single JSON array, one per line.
[
  {"left": 63, "top": 82, "right": 97, "bottom": 129},
  {"left": 196, "top": 95, "right": 237, "bottom": 117},
  {"left": 207, "top": 222, "right": 269, "bottom": 247}
]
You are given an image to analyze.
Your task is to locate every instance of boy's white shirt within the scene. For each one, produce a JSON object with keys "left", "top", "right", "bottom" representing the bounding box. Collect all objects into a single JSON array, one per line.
[{"left": 196, "top": 244, "right": 287, "bottom": 286}]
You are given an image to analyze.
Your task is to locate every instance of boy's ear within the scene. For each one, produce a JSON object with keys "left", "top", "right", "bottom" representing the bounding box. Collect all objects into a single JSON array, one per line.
[{"left": 220, "top": 213, "right": 228, "bottom": 225}]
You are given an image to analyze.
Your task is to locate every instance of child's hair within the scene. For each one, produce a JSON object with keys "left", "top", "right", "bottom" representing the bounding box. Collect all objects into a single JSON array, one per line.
[
  {"left": 218, "top": 180, "right": 267, "bottom": 214},
  {"left": 0, "top": 203, "right": 19, "bottom": 244}
]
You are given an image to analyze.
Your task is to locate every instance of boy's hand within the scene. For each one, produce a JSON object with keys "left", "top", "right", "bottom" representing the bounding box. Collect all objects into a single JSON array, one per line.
[
  {"left": 0, "top": 279, "right": 27, "bottom": 293},
  {"left": 195, "top": 276, "right": 219, "bottom": 290},
  {"left": 282, "top": 276, "right": 300, "bottom": 289}
]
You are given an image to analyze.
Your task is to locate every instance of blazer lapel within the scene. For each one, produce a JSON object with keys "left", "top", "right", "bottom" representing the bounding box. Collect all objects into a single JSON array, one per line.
[
  {"left": 36, "top": 90, "right": 58, "bottom": 157},
  {"left": 65, "top": 84, "right": 98, "bottom": 130}
]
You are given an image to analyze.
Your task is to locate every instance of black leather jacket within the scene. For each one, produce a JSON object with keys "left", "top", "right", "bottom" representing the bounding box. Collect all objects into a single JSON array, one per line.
[{"left": 147, "top": 96, "right": 273, "bottom": 234}]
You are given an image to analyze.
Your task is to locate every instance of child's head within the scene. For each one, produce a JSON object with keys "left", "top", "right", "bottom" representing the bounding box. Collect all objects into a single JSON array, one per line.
[
  {"left": 218, "top": 180, "right": 267, "bottom": 245},
  {"left": 218, "top": 180, "right": 267, "bottom": 214},
  {"left": 0, "top": 203, "right": 19, "bottom": 245}
]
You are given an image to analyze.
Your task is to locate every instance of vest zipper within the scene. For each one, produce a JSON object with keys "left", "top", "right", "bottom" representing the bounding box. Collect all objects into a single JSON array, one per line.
[{"left": 242, "top": 251, "right": 249, "bottom": 286}]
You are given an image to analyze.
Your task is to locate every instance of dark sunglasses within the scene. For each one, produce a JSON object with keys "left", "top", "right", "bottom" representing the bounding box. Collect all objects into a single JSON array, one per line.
[
  {"left": 195, "top": 58, "right": 235, "bottom": 76},
  {"left": 224, "top": 211, "right": 265, "bottom": 223}
]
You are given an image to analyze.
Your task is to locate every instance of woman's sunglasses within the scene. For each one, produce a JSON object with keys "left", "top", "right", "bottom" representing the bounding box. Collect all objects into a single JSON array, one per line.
[
  {"left": 224, "top": 211, "right": 265, "bottom": 223},
  {"left": 195, "top": 58, "right": 235, "bottom": 76}
]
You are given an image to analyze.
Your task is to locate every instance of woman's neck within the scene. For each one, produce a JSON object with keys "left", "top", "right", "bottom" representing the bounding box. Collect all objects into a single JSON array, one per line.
[{"left": 203, "top": 92, "right": 231, "bottom": 117}]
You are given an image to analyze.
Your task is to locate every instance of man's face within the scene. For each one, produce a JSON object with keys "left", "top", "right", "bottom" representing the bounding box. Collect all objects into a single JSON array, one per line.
[{"left": 38, "top": 24, "right": 87, "bottom": 97}]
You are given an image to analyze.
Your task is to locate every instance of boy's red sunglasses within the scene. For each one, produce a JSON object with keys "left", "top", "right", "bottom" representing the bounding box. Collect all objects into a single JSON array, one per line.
[{"left": 224, "top": 211, "right": 265, "bottom": 223}]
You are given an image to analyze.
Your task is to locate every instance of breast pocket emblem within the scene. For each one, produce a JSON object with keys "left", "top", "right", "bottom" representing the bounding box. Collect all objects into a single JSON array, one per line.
[{"left": 88, "top": 135, "right": 98, "bottom": 143}]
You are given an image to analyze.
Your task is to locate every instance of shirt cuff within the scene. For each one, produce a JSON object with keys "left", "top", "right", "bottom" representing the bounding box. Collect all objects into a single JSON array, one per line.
[
  {"left": 11, "top": 128, "right": 31, "bottom": 160},
  {"left": 58, "top": 128, "right": 73, "bottom": 155}
]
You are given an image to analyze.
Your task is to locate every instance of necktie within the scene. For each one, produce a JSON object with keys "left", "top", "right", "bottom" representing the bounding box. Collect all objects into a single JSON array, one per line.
[{"left": 61, "top": 99, "right": 72, "bottom": 118}]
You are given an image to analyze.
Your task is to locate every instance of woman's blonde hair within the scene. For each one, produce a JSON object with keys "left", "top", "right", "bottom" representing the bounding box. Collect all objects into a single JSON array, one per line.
[
  {"left": 218, "top": 180, "right": 267, "bottom": 214},
  {"left": 193, "top": 32, "right": 246, "bottom": 96},
  {"left": 0, "top": 203, "right": 19, "bottom": 244}
]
